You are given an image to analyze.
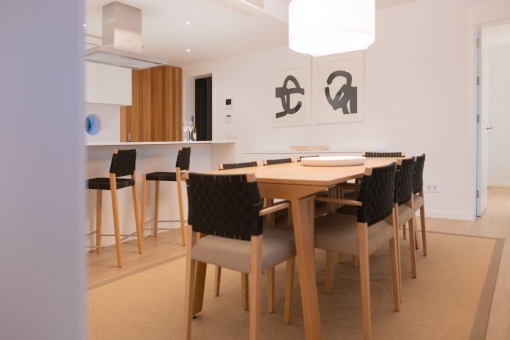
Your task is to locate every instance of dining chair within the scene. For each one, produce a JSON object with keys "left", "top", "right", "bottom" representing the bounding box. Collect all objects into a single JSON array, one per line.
[
  {"left": 183, "top": 173, "right": 297, "bottom": 340},
  {"left": 141, "top": 147, "right": 191, "bottom": 246},
  {"left": 262, "top": 157, "right": 295, "bottom": 224},
  {"left": 219, "top": 161, "right": 259, "bottom": 170},
  {"left": 216, "top": 160, "right": 288, "bottom": 314},
  {"left": 411, "top": 154, "right": 427, "bottom": 256},
  {"left": 215, "top": 161, "right": 260, "bottom": 309},
  {"left": 362, "top": 151, "right": 406, "bottom": 157},
  {"left": 393, "top": 158, "right": 418, "bottom": 285},
  {"left": 263, "top": 158, "right": 294, "bottom": 165},
  {"left": 314, "top": 162, "right": 400, "bottom": 340},
  {"left": 86, "top": 149, "right": 142, "bottom": 268}
]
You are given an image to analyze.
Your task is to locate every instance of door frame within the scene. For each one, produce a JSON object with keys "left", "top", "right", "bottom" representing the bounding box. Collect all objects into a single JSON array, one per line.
[{"left": 474, "top": 18, "right": 510, "bottom": 217}]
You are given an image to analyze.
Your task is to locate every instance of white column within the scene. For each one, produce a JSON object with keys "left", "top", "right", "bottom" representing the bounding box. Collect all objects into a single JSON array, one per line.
[{"left": 0, "top": 1, "right": 86, "bottom": 340}]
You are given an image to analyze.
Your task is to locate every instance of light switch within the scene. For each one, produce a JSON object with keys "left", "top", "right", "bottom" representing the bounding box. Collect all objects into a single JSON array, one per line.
[
  {"left": 226, "top": 99, "right": 232, "bottom": 110},
  {"left": 226, "top": 114, "right": 233, "bottom": 123}
]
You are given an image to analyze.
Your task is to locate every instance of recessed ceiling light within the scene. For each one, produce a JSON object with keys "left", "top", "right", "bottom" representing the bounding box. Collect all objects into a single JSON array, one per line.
[
  {"left": 186, "top": 21, "right": 191, "bottom": 25},
  {"left": 83, "top": 24, "right": 87, "bottom": 27},
  {"left": 186, "top": 49, "right": 191, "bottom": 52}
]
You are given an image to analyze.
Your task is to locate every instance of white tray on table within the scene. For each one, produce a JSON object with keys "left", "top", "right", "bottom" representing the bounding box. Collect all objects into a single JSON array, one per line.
[{"left": 301, "top": 156, "right": 366, "bottom": 167}]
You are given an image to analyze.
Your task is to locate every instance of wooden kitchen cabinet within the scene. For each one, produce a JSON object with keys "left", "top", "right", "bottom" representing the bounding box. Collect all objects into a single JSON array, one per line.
[{"left": 120, "top": 65, "right": 182, "bottom": 142}]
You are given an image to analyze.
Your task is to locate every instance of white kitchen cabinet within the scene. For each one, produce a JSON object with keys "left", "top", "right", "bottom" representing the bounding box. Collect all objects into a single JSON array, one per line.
[
  {"left": 85, "top": 62, "right": 132, "bottom": 106},
  {"left": 84, "top": 62, "right": 99, "bottom": 103}
]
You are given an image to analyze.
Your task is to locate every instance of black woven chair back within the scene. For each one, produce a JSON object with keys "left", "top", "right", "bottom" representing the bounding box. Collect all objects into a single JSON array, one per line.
[
  {"left": 395, "top": 158, "right": 416, "bottom": 205},
  {"left": 363, "top": 151, "right": 405, "bottom": 157},
  {"left": 176, "top": 147, "right": 191, "bottom": 170},
  {"left": 109, "top": 149, "right": 137, "bottom": 177},
  {"left": 265, "top": 158, "right": 292, "bottom": 165},
  {"left": 356, "top": 163, "right": 396, "bottom": 226},
  {"left": 413, "top": 154, "right": 426, "bottom": 194},
  {"left": 222, "top": 161, "right": 258, "bottom": 170},
  {"left": 187, "top": 173, "right": 263, "bottom": 240}
]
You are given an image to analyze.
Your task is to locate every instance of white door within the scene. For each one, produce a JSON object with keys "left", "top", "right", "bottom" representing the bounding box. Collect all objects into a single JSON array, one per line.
[{"left": 476, "top": 30, "right": 489, "bottom": 216}]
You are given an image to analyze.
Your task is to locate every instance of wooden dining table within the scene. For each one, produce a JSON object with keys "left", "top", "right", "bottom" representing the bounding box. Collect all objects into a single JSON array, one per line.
[{"left": 191, "top": 157, "right": 398, "bottom": 339}]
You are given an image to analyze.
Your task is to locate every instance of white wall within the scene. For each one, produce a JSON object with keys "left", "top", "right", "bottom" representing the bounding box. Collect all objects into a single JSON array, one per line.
[
  {"left": 184, "top": 0, "right": 510, "bottom": 220},
  {"left": 0, "top": 1, "right": 86, "bottom": 340},
  {"left": 488, "top": 43, "right": 510, "bottom": 186},
  {"left": 85, "top": 103, "right": 121, "bottom": 143}
]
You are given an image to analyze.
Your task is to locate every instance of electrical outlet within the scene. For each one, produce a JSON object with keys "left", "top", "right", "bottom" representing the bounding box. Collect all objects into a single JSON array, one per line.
[{"left": 425, "top": 184, "right": 439, "bottom": 193}]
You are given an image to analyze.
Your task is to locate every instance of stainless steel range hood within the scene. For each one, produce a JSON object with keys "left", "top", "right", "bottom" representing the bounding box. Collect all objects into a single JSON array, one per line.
[{"left": 85, "top": 2, "right": 168, "bottom": 70}]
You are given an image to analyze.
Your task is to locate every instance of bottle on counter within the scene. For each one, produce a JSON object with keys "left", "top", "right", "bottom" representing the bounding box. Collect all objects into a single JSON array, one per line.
[{"left": 191, "top": 116, "right": 197, "bottom": 141}]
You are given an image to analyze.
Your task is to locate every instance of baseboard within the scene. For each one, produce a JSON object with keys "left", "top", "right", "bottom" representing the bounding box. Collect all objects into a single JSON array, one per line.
[
  {"left": 488, "top": 183, "right": 510, "bottom": 187},
  {"left": 424, "top": 210, "right": 472, "bottom": 220}
]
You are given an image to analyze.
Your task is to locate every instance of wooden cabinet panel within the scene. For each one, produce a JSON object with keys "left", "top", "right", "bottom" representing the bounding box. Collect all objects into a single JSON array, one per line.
[{"left": 120, "top": 65, "right": 182, "bottom": 142}]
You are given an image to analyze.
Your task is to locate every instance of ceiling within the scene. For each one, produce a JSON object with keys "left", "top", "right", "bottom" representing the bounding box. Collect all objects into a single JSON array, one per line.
[{"left": 85, "top": 0, "right": 419, "bottom": 67}]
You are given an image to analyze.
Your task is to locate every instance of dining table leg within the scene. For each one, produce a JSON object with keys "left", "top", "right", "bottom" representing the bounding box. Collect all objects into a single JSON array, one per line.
[{"left": 292, "top": 196, "right": 323, "bottom": 339}]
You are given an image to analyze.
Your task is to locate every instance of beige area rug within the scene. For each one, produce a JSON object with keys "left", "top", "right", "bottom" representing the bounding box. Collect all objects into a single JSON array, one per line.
[{"left": 88, "top": 232, "right": 503, "bottom": 340}]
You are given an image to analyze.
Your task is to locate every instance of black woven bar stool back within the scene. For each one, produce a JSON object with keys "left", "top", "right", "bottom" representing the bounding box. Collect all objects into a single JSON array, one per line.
[
  {"left": 110, "top": 149, "right": 137, "bottom": 177},
  {"left": 176, "top": 147, "right": 191, "bottom": 171},
  {"left": 86, "top": 149, "right": 142, "bottom": 268},
  {"left": 141, "top": 147, "right": 191, "bottom": 245}
]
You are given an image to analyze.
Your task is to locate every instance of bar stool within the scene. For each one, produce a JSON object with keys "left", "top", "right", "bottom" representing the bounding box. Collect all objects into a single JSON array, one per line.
[
  {"left": 86, "top": 149, "right": 142, "bottom": 268},
  {"left": 141, "top": 147, "right": 191, "bottom": 246}
]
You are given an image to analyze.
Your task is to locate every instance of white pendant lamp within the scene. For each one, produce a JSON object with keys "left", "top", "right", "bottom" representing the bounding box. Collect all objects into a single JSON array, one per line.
[{"left": 289, "top": 0, "right": 375, "bottom": 56}]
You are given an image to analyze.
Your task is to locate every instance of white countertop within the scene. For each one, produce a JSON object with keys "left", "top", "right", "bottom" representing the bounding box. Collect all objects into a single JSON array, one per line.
[
  {"left": 86, "top": 140, "right": 236, "bottom": 146},
  {"left": 245, "top": 149, "right": 362, "bottom": 154}
]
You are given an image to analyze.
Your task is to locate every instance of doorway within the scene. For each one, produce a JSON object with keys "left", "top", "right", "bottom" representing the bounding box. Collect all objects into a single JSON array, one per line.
[
  {"left": 195, "top": 77, "right": 213, "bottom": 141},
  {"left": 476, "top": 20, "right": 510, "bottom": 216}
]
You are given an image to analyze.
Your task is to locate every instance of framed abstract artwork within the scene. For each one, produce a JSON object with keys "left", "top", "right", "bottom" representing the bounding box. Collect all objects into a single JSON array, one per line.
[
  {"left": 316, "top": 51, "right": 365, "bottom": 124},
  {"left": 271, "top": 58, "right": 312, "bottom": 127}
]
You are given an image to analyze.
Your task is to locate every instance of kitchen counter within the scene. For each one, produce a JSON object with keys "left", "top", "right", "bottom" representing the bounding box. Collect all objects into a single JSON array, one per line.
[{"left": 86, "top": 140, "right": 236, "bottom": 146}]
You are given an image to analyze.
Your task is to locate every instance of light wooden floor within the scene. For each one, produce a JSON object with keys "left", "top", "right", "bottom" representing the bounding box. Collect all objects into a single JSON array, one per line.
[
  {"left": 87, "top": 186, "right": 510, "bottom": 338},
  {"left": 87, "top": 229, "right": 186, "bottom": 290}
]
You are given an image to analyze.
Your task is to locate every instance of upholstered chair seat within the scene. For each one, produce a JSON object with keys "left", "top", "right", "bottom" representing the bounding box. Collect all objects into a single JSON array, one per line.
[
  {"left": 315, "top": 214, "right": 394, "bottom": 256},
  {"left": 192, "top": 226, "right": 296, "bottom": 274},
  {"left": 87, "top": 177, "right": 135, "bottom": 190}
]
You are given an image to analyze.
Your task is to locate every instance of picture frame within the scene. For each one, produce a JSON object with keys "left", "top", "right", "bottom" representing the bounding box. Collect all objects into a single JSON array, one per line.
[
  {"left": 316, "top": 51, "right": 365, "bottom": 124},
  {"left": 271, "top": 58, "right": 312, "bottom": 127}
]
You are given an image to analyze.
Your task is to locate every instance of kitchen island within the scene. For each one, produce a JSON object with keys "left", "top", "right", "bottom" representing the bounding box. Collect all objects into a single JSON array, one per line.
[{"left": 86, "top": 141, "right": 236, "bottom": 248}]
